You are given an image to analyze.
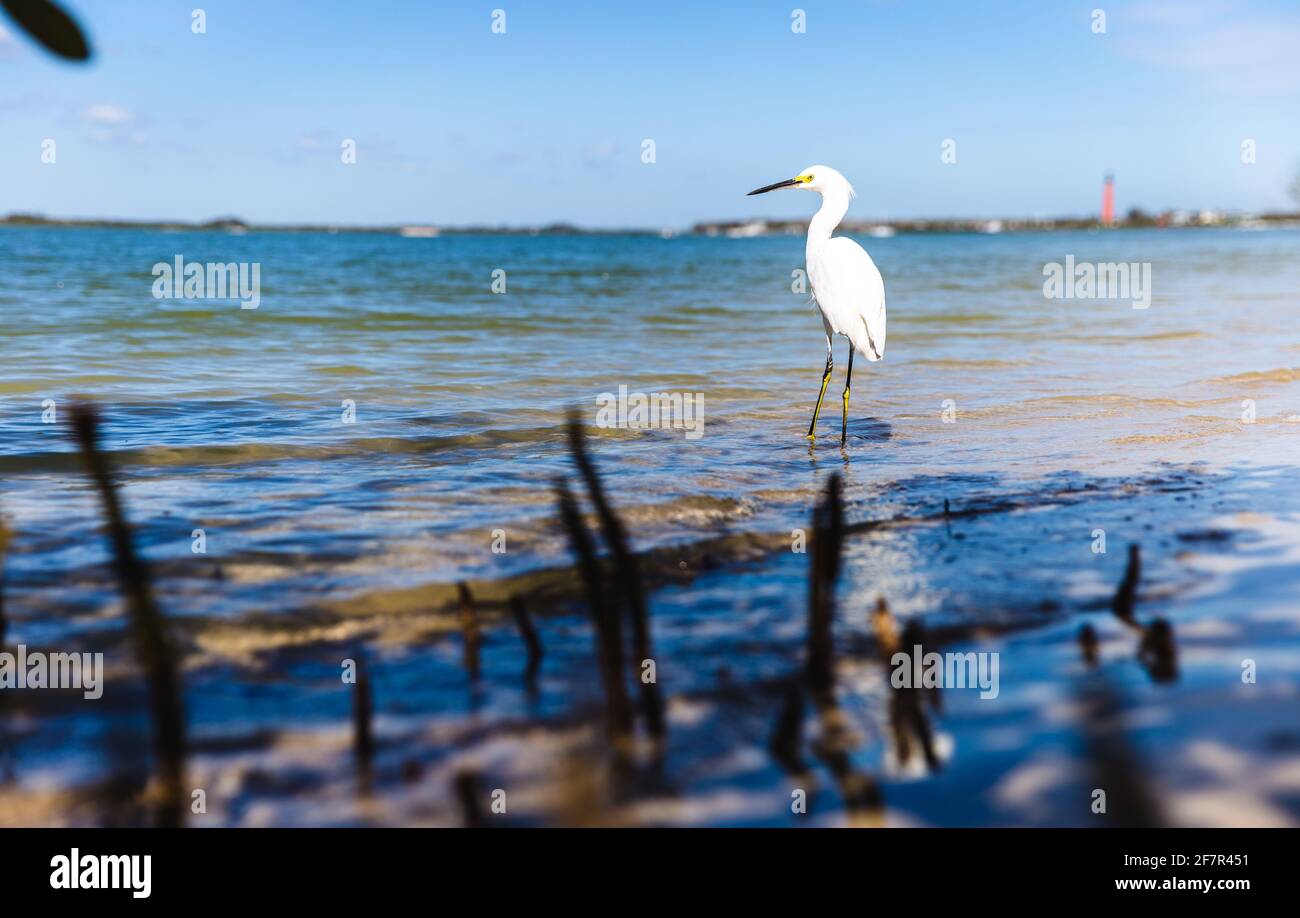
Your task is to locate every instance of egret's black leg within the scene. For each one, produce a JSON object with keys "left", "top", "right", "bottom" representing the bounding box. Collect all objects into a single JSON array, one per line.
[
  {"left": 841, "top": 345, "right": 854, "bottom": 445},
  {"left": 806, "top": 344, "right": 834, "bottom": 440}
]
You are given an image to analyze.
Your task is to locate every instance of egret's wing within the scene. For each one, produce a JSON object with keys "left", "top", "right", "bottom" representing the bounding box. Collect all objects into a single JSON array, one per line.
[{"left": 810, "top": 237, "right": 886, "bottom": 361}]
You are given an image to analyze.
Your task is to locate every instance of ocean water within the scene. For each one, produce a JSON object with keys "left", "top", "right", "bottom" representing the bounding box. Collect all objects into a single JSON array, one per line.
[{"left": 2, "top": 225, "right": 1299, "bottom": 826}]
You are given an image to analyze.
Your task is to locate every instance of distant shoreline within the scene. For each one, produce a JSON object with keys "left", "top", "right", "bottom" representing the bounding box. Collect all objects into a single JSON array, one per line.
[
  {"left": 4, "top": 211, "right": 1299, "bottom": 237},
  {"left": 0, "top": 214, "right": 647, "bottom": 237}
]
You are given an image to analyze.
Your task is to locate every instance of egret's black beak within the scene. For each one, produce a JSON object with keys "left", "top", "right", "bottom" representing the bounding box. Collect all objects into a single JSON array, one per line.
[{"left": 746, "top": 178, "right": 799, "bottom": 196}]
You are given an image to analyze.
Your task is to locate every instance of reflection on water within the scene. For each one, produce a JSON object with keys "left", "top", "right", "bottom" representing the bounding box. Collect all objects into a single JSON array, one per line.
[{"left": 1, "top": 226, "right": 1299, "bottom": 825}]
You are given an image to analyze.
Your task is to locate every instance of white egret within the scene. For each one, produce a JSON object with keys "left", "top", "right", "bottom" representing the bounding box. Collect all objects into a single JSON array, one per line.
[{"left": 747, "top": 165, "right": 886, "bottom": 445}]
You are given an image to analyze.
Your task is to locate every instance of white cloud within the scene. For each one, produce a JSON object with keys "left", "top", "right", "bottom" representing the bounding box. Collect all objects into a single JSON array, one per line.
[
  {"left": 583, "top": 141, "right": 620, "bottom": 170},
  {"left": 83, "top": 103, "right": 133, "bottom": 125},
  {"left": 293, "top": 131, "right": 330, "bottom": 152},
  {"left": 81, "top": 103, "right": 143, "bottom": 146}
]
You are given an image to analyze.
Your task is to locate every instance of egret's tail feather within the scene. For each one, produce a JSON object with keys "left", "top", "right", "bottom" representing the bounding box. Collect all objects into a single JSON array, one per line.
[{"left": 859, "top": 316, "right": 884, "bottom": 361}]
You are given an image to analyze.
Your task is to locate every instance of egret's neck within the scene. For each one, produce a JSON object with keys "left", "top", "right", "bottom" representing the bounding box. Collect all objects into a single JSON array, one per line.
[{"left": 806, "top": 187, "right": 850, "bottom": 257}]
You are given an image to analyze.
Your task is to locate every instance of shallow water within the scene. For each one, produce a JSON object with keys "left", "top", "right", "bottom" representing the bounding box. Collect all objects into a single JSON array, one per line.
[{"left": 1, "top": 225, "right": 1299, "bottom": 825}]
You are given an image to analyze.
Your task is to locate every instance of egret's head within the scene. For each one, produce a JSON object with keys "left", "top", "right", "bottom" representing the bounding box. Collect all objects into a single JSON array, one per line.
[{"left": 746, "top": 165, "right": 855, "bottom": 199}]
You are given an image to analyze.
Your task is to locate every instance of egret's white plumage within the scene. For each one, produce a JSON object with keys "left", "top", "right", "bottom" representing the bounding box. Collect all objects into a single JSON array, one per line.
[{"left": 747, "top": 164, "right": 887, "bottom": 443}]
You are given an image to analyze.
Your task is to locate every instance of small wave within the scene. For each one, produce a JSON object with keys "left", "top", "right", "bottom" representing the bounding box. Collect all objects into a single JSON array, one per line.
[
  {"left": 896, "top": 312, "right": 1005, "bottom": 325},
  {"left": 910, "top": 358, "right": 1031, "bottom": 369},
  {"left": 0, "top": 423, "right": 640, "bottom": 474},
  {"left": 1203, "top": 367, "right": 1300, "bottom": 386},
  {"left": 957, "top": 393, "right": 1226, "bottom": 420},
  {"left": 1055, "top": 330, "right": 1209, "bottom": 343}
]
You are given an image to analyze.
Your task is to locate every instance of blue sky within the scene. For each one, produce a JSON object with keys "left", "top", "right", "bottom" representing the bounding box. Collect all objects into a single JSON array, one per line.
[{"left": 2, "top": 0, "right": 1298, "bottom": 227}]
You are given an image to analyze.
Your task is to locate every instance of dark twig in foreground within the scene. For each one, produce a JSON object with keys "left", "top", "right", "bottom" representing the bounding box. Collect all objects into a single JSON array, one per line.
[
  {"left": 809, "top": 697, "right": 884, "bottom": 823},
  {"left": 876, "top": 595, "right": 942, "bottom": 766},
  {"left": 509, "top": 596, "right": 544, "bottom": 684},
  {"left": 873, "top": 598, "right": 935, "bottom": 759},
  {"left": 555, "top": 479, "right": 632, "bottom": 740},
  {"left": 457, "top": 582, "right": 480, "bottom": 680},
  {"left": 1080, "top": 679, "right": 1164, "bottom": 827},
  {"left": 567, "top": 412, "right": 664, "bottom": 739},
  {"left": 69, "top": 402, "right": 186, "bottom": 827},
  {"left": 1107, "top": 544, "right": 1178, "bottom": 682},
  {"left": 871, "top": 596, "right": 898, "bottom": 660},
  {"left": 768, "top": 680, "right": 807, "bottom": 776},
  {"left": 1111, "top": 544, "right": 1141, "bottom": 627},
  {"left": 0, "top": 517, "right": 9, "bottom": 646},
  {"left": 806, "top": 474, "right": 844, "bottom": 702},
  {"left": 352, "top": 651, "right": 374, "bottom": 791},
  {"left": 877, "top": 595, "right": 940, "bottom": 768},
  {"left": 0, "top": 0, "right": 92, "bottom": 61},
  {"left": 794, "top": 477, "right": 884, "bottom": 820},
  {"left": 890, "top": 620, "right": 941, "bottom": 771},
  {"left": 1078, "top": 623, "right": 1100, "bottom": 667},
  {"left": 1138, "top": 618, "right": 1178, "bottom": 683},
  {"left": 811, "top": 725, "right": 884, "bottom": 824},
  {"left": 454, "top": 770, "right": 485, "bottom": 828}
]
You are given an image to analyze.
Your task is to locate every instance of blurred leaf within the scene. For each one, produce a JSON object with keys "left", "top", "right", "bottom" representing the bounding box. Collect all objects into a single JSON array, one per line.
[{"left": 0, "top": 0, "right": 91, "bottom": 61}]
